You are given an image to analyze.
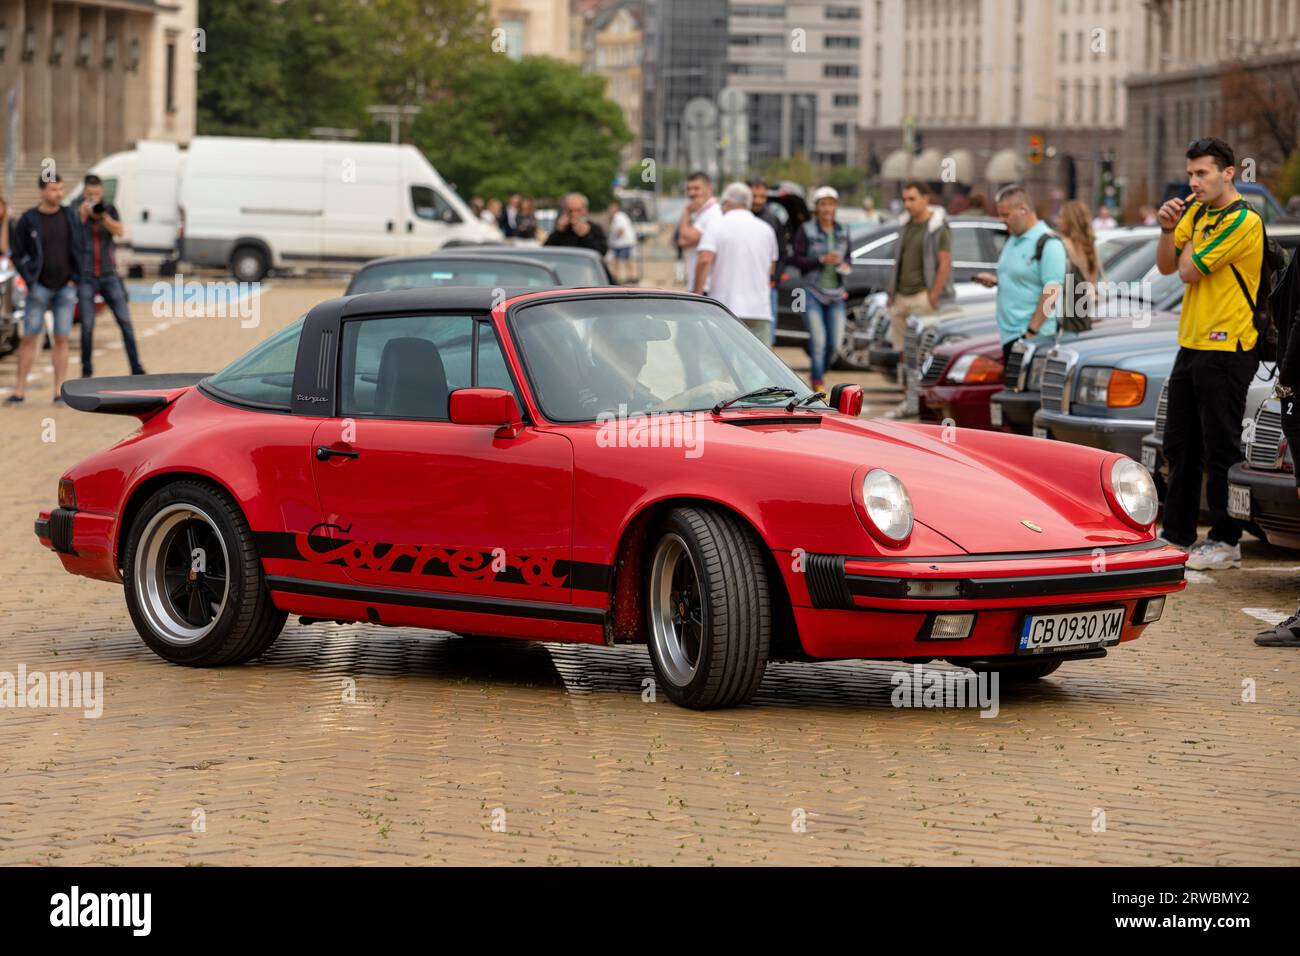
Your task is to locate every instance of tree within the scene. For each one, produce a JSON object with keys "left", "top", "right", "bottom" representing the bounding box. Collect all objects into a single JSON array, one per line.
[
  {"left": 411, "top": 55, "right": 632, "bottom": 205},
  {"left": 197, "top": 0, "right": 378, "bottom": 137}
]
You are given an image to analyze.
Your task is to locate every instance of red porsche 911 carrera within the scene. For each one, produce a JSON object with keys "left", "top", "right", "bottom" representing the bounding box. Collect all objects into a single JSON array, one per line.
[{"left": 36, "top": 287, "right": 1186, "bottom": 709}]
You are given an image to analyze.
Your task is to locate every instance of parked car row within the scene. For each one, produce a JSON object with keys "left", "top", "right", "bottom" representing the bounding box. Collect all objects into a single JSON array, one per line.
[{"left": 908, "top": 225, "right": 1300, "bottom": 550}]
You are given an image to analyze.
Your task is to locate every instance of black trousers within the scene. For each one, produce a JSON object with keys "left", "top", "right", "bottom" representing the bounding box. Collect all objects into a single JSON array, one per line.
[{"left": 1160, "top": 345, "right": 1258, "bottom": 547}]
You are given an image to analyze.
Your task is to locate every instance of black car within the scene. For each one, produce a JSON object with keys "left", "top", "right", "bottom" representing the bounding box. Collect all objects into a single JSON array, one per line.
[{"left": 346, "top": 252, "right": 561, "bottom": 295}]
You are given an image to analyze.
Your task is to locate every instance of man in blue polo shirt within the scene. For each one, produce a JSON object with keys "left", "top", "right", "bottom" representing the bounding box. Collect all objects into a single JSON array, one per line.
[{"left": 974, "top": 184, "right": 1066, "bottom": 363}]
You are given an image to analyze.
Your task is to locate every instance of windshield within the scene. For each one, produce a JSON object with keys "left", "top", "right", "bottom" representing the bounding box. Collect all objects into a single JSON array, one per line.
[
  {"left": 1104, "top": 240, "right": 1157, "bottom": 285},
  {"left": 510, "top": 297, "right": 816, "bottom": 423},
  {"left": 348, "top": 259, "right": 557, "bottom": 294},
  {"left": 519, "top": 251, "right": 607, "bottom": 287}
]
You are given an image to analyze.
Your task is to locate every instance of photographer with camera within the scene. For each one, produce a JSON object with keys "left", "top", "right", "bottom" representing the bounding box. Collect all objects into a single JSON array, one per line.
[
  {"left": 76, "top": 174, "right": 144, "bottom": 378},
  {"left": 544, "top": 192, "right": 608, "bottom": 256}
]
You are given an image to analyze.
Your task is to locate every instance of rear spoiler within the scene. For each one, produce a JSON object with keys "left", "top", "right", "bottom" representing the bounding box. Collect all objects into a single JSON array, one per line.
[{"left": 60, "top": 373, "right": 211, "bottom": 417}]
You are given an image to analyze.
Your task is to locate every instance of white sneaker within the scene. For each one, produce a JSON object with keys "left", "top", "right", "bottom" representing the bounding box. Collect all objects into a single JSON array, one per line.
[{"left": 1184, "top": 539, "right": 1241, "bottom": 571}]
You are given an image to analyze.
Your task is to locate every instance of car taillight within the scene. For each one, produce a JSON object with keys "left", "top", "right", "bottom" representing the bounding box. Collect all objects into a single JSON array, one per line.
[
  {"left": 1107, "top": 370, "right": 1146, "bottom": 407},
  {"left": 58, "top": 478, "right": 76, "bottom": 509}
]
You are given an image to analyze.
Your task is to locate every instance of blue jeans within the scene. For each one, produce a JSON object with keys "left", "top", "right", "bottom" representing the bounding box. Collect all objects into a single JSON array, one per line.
[
  {"left": 23, "top": 281, "right": 77, "bottom": 338},
  {"left": 802, "top": 294, "right": 846, "bottom": 383},
  {"left": 78, "top": 273, "right": 144, "bottom": 375}
]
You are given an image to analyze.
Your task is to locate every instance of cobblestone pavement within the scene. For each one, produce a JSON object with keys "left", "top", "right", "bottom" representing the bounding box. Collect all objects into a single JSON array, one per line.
[{"left": 1, "top": 276, "right": 1297, "bottom": 866}]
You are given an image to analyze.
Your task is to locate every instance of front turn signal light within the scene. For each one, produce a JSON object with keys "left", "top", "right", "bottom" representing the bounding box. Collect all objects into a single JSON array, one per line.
[{"left": 1107, "top": 370, "right": 1146, "bottom": 407}]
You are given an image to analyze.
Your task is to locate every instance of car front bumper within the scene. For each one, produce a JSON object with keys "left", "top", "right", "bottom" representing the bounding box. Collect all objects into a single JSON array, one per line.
[
  {"left": 1228, "top": 463, "right": 1300, "bottom": 548},
  {"left": 919, "top": 382, "right": 1002, "bottom": 428},
  {"left": 778, "top": 541, "right": 1186, "bottom": 659},
  {"left": 1032, "top": 409, "right": 1155, "bottom": 460},
  {"left": 990, "top": 389, "right": 1039, "bottom": 435}
]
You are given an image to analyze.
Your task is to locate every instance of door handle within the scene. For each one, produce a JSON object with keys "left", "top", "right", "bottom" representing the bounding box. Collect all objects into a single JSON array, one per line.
[
  {"left": 406, "top": 221, "right": 413, "bottom": 233},
  {"left": 385, "top": 220, "right": 394, "bottom": 232},
  {"left": 316, "top": 445, "right": 359, "bottom": 461}
]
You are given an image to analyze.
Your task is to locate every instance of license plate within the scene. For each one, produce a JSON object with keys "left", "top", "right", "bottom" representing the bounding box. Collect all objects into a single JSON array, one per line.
[
  {"left": 1140, "top": 446, "right": 1157, "bottom": 471},
  {"left": 1018, "top": 607, "right": 1125, "bottom": 655},
  {"left": 1033, "top": 425, "right": 1048, "bottom": 440},
  {"left": 1229, "top": 484, "right": 1251, "bottom": 520},
  {"left": 990, "top": 403, "right": 1003, "bottom": 426}
]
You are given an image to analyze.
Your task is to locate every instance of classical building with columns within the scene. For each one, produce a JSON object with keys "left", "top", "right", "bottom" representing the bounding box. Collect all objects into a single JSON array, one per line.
[{"left": 0, "top": 0, "right": 196, "bottom": 208}]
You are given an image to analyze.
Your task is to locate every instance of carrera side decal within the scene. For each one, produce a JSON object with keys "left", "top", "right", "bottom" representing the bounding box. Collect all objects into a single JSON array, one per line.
[{"left": 255, "top": 531, "right": 611, "bottom": 593}]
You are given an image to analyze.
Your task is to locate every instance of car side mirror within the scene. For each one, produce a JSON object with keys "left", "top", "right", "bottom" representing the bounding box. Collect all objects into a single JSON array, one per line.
[
  {"left": 449, "top": 387, "right": 524, "bottom": 438},
  {"left": 830, "top": 383, "right": 863, "bottom": 417}
]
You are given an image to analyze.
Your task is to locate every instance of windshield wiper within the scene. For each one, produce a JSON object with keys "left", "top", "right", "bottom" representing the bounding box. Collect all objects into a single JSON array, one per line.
[
  {"left": 712, "top": 386, "right": 796, "bottom": 415},
  {"left": 785, "top": 391, "right": 827, "bottom": 412}
]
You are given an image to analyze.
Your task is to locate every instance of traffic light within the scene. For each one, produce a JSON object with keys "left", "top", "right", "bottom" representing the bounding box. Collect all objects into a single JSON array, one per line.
[{"left": 1028, "top": 134, "right": 1045, "bottom": 166}]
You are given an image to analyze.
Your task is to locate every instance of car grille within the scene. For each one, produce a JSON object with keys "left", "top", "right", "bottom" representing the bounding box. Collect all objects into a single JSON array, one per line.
[
  {"left": 1152, "top": 379, "right": 1169, "bottom": 440},
  {"left": 867, "top": 308, "right": 891, "bottom": 344},
  {"left": 903, "top": 318, "right": 921, "bottom": 369},
  {"left": 921, "top": 354, "right": 948, "bottom": 387},
  {"left": 1004, "top": 341, "right": 1030, "bottom": 391},
  {"left": 919, "top": 327, "right": 940, "bottom": 366},
  {"left": 1247, "top": 404, "right": 1285, "bottom": 469},
  {"left": 1040, "top": 358, "right": 1069, "bottom": 412}
]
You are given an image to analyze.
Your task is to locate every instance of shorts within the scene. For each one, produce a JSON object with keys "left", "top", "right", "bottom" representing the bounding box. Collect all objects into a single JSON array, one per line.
[
  {"left": 23, "top": 281, "right": 78, "bottom": 338},
  {"left": 612, "top": 247, "right": 634, "bottom": 260}
]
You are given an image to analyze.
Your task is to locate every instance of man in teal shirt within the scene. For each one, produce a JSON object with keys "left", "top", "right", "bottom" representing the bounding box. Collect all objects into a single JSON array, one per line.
[{"left": 974, "top": 184, "right": 1066, "bottom": 363}]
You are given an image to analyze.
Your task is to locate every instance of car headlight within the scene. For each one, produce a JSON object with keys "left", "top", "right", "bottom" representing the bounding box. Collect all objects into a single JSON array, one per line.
[
  {"left": 1077, "top": 367, "right": 1146, "bottom": 407},
  {"left": 859, "top": 468, "right": 914, "bottom": 544},
  {"left": 946, "top": 353, "right": 1003, "bottom": 384},
  {"left": 1109, "top": 458, "right": 1158, "bottom": 528}
]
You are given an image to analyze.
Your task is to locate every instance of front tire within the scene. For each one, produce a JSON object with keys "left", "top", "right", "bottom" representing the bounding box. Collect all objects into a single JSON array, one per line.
[
  {"left": 123, "top": 481, "right": 285, "bottom": 666},
  {"left": 645, "top": 507, "right": 770, "bottom": 709},
  {"left": 230, "top": 245, "right": 268, "bottom": 283}
]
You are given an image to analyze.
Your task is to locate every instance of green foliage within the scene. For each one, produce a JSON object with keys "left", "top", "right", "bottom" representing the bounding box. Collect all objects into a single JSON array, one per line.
[
  {"left": 1274, "top": 150, "right": 1300, "bottom": 207},
  {"left": 411, "top": 56, "right": 632, "bottom": 206},
  {"left": 196, "top": 0, "right": 376, "bottom": 137}
]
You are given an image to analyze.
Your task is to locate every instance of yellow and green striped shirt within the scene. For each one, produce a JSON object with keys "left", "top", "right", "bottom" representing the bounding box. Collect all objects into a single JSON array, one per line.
[{"left": 1173, "top": 199, "right": 1263, "bottom": 352}]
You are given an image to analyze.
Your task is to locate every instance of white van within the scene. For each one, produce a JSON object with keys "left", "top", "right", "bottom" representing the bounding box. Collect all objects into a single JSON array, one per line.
[
  {"left": 178, "top": 137, "right": 500, "bottom": 280},
  {"left": 79, "top": 137, "right": 500, "bottom": 280}
]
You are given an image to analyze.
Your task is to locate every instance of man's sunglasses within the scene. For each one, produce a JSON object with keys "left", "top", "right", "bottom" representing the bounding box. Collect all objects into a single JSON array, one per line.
[{"left": 1187, "top": 138, "right": 1233, "bottom": 164}]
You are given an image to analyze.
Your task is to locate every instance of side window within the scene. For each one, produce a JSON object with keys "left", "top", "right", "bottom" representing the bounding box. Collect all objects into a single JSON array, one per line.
[
  {"left": 340, "top": 315, "right": 473, "bottom": 420},
  {"left": 205, "top": 318, "right": 303, "bottom": 410},
  {"left": 476, "top": 322, "right": 518, "bottom": 399},
  {"left": 950, "top": 226, "right": 985, "bottom": 263},
  {"left": 410, "top": 185, "right": 462, "bottom": 224}
]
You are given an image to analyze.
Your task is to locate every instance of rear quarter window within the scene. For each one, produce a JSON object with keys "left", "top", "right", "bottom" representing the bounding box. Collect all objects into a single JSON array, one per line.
[{"left": 204, "top": 318, "right": 304, "bottom": 410}]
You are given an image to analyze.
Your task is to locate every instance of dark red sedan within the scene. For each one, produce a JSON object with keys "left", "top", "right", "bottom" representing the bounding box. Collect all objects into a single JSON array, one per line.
[{"left": 918, "top": 332, "right": 1007, "bottom": 430}]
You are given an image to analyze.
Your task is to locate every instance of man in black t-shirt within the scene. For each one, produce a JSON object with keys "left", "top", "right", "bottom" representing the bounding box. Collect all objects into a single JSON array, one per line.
[
  {"left": 8, "top": 174, "right": 83, "bottom": 404},
  {"left": 77, "top": 174, "right": 145, "bottom": 378}
]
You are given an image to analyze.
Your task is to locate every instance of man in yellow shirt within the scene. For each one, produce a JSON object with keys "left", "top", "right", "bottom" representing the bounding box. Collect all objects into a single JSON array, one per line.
[{"left": 1155, "top": 137, "right": 1264, "bottom": 570}]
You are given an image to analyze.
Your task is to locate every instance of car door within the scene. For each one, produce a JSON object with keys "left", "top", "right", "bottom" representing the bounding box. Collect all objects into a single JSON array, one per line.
[
  {"left": 309, "top": 312, "right": 574, "bottom": 607},
  {"left": 400, "top": 184, "right": 459, "bottom": 253}
]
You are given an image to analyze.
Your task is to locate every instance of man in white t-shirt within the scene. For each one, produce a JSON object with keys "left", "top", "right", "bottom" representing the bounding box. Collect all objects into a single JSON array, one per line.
[
  {"left": 691, "top": 182, "right": 778, "bottom": 344},
  {"left": 677, "top": 171, "right": 723, "bottom": 292}
]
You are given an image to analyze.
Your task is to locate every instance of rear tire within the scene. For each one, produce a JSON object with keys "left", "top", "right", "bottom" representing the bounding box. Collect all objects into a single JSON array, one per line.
[
  {"left": 645, "top": 507, "right": 770, "bottom": 709},
  {"left": 230, "top": 245, "right": 268, "bottom": 283},
  {"left": 123, "top": 481, "right": 286, "bottom": 666}
]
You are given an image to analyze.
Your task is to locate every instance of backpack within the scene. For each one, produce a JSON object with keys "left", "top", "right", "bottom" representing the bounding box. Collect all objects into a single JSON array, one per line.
[
  {"left": 1190, "top": 199, "right": 1289, "bottom": 361},
  {"left": 1031, "top": 231, "right": 1091, "bottom": 333}
]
